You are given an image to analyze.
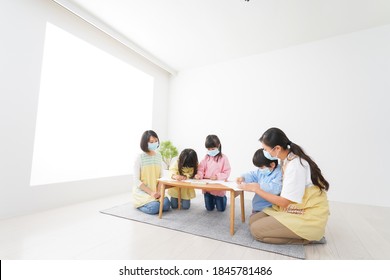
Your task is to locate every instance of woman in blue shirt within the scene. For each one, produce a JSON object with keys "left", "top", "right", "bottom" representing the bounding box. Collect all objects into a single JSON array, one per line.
[{"left": 236, "top": 148, "right": 282, "bottom": 213}]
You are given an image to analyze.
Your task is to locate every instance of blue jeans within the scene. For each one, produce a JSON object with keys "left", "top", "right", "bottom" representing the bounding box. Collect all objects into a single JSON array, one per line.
[
  {"left": 138, "top": 197, "right": 171, "bottom": 215},
  {"left": 170, "top": 197, "right": 191, "bottom": 209},
  {"left": 204, "top": 192, "right": 227, "bottom": 212}
]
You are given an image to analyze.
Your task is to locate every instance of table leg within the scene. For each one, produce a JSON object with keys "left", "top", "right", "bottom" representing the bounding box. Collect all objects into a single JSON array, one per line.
[
  {"left": 158, "top": 184, "right": 166, "bottom": 219},
  {"left": 178, "top": 187, "right": 182, "bottom": 210},
  {"left": 230, "top": 190, "right": 235, "bottom": 236},
  {"left": 240, "top": 191, "right": 245, "bottom": 222}
]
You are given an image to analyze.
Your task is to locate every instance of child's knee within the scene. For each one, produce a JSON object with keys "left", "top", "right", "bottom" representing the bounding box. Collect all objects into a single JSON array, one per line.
[
  {"left": 215, "top": 196, "right": 227, "bottom": 211},
  {"left": 181, "top": 199, "right": 191, "bottom": 209},
  {"left": 170, "top": 197, "right": 178, "bottom": 209},
  {"left": 205, "top": 205, "right": 215, "bottom": 211},
  {"left": 162, "top": 198, "right": 171, "bottom": 211}
]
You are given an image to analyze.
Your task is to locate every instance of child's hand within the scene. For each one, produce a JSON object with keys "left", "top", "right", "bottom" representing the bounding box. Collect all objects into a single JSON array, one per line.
[
  {"left": 236, "top": 177, "right": 244, "bottom": 184},
  {"left": 175, "top": 175, "right": 187, "bottom": 181},
  {"left": 172, "top": 174, "right": 185, "bottom": 181},
  {"left": 194, "top": 174, "right": 201, "bottom": 180},
  {"left": 179, "top": 175, "right": 187, "bottom": 181}
]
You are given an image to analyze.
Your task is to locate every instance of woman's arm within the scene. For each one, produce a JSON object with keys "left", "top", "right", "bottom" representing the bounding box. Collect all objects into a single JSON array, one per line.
[
  {"left": 133, "top": 155, "right": 142, "bottom": 188},
  {"left": 133, "top": 154, "right": 160, "bottom": 199},
  {"left": 239, "top": 183, "right": 291, "bottom": 208},
  {"left": 140, "top": 184, "right": 160, "bottom": 199}
]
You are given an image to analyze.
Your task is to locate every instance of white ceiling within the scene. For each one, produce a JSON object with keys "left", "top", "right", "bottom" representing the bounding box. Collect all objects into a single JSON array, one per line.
[{"left": 63, "top": 0, "right": 390, "bottom": 72}]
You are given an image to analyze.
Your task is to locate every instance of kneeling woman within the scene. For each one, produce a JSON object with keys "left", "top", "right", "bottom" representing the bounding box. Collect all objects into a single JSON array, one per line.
[
  {"left": 132, "top": 130, "right": 171, "bottom": 214},
  {"left": 239, "top": 127, "right": 329, "bottom": 244}
]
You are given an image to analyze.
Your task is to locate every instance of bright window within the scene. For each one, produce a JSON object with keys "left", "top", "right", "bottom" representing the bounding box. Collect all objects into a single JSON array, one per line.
[{"left": 30, "top": 22, "right": 153, "bottom": 186}]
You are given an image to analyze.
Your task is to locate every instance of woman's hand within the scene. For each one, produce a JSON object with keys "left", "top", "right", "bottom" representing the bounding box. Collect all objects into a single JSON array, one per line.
[
  {"left": 151, "top": 191, "right": 161, "bottom": 199},
  {"left": 210, "top": 175, "right": 217, "bottom": 180},
  {"left": 194, "top": 174, "right": 201, "bottom": 180}
]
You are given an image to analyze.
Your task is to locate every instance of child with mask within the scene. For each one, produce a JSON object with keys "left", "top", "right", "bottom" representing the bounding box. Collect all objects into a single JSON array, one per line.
[
  {"left": 236, "top": 149, "right": 282, "bottom": 213},
  {"left": 169, "top": 148, "right": 199, "bottom": 209},
  {"left": 132, "top": 130, "right": 171, "bottom": 214},
  {"left": 195, "top": 135, "right": 231, "bottom": 211}
]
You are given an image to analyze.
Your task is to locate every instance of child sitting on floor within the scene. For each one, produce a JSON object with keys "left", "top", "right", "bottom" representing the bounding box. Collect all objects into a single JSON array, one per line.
[
  {"left": 236, "top": 148, "right": 282, "bottom": 213},
  {"left": 169, "top": 148, "right": 199, "bottom": 209}
]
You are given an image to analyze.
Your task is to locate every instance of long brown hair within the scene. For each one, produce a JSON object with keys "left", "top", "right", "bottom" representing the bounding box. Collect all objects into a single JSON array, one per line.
[{"left": 260, "top": 127, "right": 329, "bottom": 191}]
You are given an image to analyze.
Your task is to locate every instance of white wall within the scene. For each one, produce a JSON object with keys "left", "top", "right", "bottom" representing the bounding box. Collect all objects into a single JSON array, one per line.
[
  {"left": 0, "top": 0, "right": 170, "bottom": 218},
  {"left": 168, "top": 25, "right": 390, "bottom": 207},
  {"left": 1, "top": 1, "right": 389, "bottom": 220}
]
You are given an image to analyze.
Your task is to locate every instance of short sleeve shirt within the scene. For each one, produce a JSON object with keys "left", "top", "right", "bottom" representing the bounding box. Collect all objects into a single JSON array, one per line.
[{"left": 281, "top": 153, "right": 313, "bottom": 203}]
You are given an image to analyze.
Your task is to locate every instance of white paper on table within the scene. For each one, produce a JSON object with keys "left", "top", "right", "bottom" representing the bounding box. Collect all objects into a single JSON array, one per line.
[
  {"left": 182, "top": 179, "right": 241, "bottom": 190},
  {"left": 216, "top": 181, "right": 242, "bottom": 190},
  {"left": 158, "top": 176, "right": 176, "bottom": 182},
  {"left": 183, "top": 179, "right": 208, "bottom": 185},
  {"left": 159, "top": 178, "right": 242, "bottom": 190}
]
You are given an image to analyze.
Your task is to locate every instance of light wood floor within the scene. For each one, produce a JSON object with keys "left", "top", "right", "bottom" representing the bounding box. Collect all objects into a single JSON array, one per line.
[{"left": 1, "top": 191, "right": 389, "bottom": 260}]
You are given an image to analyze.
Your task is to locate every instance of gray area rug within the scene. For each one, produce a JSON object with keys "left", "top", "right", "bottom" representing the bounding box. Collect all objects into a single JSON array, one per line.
[{"left": 100, "top": 196, "right": 308, "bottom": 259}]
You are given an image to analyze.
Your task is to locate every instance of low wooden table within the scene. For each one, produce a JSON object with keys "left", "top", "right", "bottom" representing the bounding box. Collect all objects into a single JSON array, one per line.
[{"left": 157, "top": 179, "right": 245, "bottom": 235}]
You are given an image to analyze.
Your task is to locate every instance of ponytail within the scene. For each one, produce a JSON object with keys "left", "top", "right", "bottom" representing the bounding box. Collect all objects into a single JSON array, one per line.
[{"left": 289, "top": 142, "right": 329, "bottom": 191}]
